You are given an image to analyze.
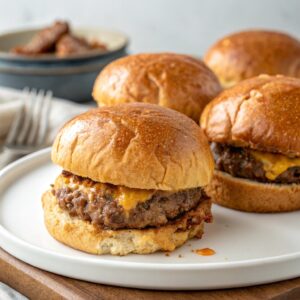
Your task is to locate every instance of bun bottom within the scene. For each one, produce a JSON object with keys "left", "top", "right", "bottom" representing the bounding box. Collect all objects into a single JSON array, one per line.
[
  {"left": 42, "top": 191, "right": 210, "bottom": 255},
  {"left": 207, "top": 170, "right": 300, "bottom": 213}
]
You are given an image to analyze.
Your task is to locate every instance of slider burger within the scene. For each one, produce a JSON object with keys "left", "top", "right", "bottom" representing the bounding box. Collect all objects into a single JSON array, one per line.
[
  {"left": 204, "top": 30, "right": 300, "bottom": 88},
  {"left": 92, "top": 53, "right": 222, "bottom": 122},
  {"left": 201, "top": 75, "right": 300, "bottom": 212},
  {"left": 42, "top": 103, "right": 214, "bottom": 255}
]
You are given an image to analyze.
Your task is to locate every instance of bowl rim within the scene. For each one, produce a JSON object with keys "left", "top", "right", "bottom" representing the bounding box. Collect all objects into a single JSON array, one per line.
[{"left": 0, "top": 26, "right": 129, "bottom": 62}]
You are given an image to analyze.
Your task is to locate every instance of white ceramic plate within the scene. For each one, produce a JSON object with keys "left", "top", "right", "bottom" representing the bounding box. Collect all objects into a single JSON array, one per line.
[{"left": 0, "top": 148, "right": 300, "bottom": 290}]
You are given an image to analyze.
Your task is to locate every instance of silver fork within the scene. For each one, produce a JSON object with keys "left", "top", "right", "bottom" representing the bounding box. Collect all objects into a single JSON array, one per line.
[{"left": 0, "top": 88, "right": 52, "bottom": 169}]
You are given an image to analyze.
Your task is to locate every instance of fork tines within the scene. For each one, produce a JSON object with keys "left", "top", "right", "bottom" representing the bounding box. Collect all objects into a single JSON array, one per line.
[{"left": 5, "top": 88, "right": 52, "bottom": 150}]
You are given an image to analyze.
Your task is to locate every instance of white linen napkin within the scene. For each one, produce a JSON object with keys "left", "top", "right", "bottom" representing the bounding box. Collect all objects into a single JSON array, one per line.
[
  {"left": 0, "top": 283, "right": 28, "bottom": 300},
  {"left": 0, "top": 87, "right": 93, "bottom": 145}
]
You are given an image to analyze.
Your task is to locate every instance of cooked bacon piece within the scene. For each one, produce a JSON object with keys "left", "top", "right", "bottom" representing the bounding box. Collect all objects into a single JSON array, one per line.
[
  {"left": 56, "top": 34, "right": 107, "bottom": 56},
  {"left": 56, "top": 34, "right": 92, "bottom": 56},
  {"left": 11, "top": 21, "right": 69, "bottom": 55},
  {"left": 89, "top": 40, "right": 107, "bottom": 51}
]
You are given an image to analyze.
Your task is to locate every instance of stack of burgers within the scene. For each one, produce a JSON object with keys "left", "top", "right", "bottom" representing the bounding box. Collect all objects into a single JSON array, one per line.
[{"left": 42, "top": 29, "right": 300, "bottom": 255}]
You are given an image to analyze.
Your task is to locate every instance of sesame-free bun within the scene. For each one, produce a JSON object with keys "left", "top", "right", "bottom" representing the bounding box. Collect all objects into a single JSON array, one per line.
[
  {"left": 201, "top": 75, "right": 300, "bottom": 157},
  {"left": 52, "top": 103, "right": 214, "bottom": 190},
  {"left": 42, "top": 190, "right": 210, "bottom": 255},
  {"left": 204, "top": 30, "right": 300, "bottom": 88},
  {"left": 207, "top": 171, "right": 300, "bottom": 212},
  {"left": 92, "top": 53, "right": 222, "bottom": 121}
]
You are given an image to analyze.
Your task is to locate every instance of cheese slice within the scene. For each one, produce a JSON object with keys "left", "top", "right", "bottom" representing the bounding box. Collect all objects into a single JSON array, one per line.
[
  {"left": 115, "top": 187, "right": 154, "bottom": 211},
  {"left": 250, "top": 150, "right": 300, "bottom": 180}
]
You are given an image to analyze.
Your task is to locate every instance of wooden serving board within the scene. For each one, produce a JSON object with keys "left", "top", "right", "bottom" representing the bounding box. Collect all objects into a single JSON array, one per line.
[{"left": 0, "top": 248, "right": 300, "bottom": 300}]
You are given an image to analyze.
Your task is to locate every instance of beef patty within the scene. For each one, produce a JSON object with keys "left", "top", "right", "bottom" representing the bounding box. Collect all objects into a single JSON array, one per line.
[
  {"left": 52, "top": 171, "right": 211, "bottom": 230},
  {"left": 211, "top": 142, "right": 300, "bottom": 184}
]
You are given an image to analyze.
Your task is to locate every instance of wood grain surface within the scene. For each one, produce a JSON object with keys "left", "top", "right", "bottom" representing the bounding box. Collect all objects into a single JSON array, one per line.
[{"left": 1, "top": 248, "right": 299, "bottom": 300}]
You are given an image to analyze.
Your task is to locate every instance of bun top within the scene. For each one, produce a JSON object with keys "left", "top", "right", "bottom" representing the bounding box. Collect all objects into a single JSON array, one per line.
[
  {"left": 201, "top": 75, "right": 300, "bottom": 157},
  {"left": 52, "top": 103, "right": 214, "bottom": 190},
  {"left": 204, "top": 30, "right": 300, "bottom": 88},
  {"left": 92, "top": 53, "right": 221, "bottom": 122}
]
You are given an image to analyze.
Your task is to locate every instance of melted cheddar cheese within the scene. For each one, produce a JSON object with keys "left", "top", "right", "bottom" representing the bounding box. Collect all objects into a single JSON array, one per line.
[
  {"left": 250, "top": 150, "right": 300, "bottom": 180},
  {"left": 58, "top": 174, "right": 154, "bottom": 211},
  {"left": 115, "top": 187, "right": 154, "bottom": 211}
]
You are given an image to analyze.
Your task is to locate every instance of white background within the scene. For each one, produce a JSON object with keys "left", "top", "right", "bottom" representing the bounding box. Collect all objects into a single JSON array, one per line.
[{"left": 0, "top": 0, "right": 299, "bottom": 55}]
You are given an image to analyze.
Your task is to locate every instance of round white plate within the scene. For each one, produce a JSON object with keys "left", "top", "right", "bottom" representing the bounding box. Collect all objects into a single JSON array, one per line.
[{"left": 0, "top": 148, "right": 300, "bottom": 290}]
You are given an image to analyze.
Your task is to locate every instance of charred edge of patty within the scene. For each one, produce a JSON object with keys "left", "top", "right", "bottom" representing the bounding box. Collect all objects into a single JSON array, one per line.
[
  {"left": 51, "top": 171, "right": 212, "bottom": 230},
  {"left": 211, "top": 142, "right": 300, "bottom": 184}
]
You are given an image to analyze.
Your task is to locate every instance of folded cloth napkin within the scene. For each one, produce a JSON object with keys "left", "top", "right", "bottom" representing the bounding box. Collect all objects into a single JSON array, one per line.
[
  {"left": 0, "top": 283, "right": 28, "bottom": 300},
  {"left": 0, "top": 86, "right": 92, "bottom": 145}
]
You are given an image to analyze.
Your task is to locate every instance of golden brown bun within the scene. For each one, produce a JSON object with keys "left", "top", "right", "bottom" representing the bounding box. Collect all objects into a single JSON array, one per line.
[
  {"left": 207, "top": 171, "right": 300, "bottom": 212},
  {"left": 201, "top": 75, "right": 300, "bottom": 156},
  {"left": 204, "top": 30, "right": 300, "bottom": 88},
  {"left": 42, "top": 190, "right": 210, "bottom": 255},
  {"left": 92, "top": 53, "right": 222, "bottom": 121},
  {"left": 52, "top": 103, "right": 214, "bottom": 190}
]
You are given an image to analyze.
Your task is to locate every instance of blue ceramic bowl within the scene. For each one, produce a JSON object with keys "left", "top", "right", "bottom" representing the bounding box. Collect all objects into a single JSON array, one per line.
[{"left": 0, "top": 27, "right": 128, "bottom": 102}]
